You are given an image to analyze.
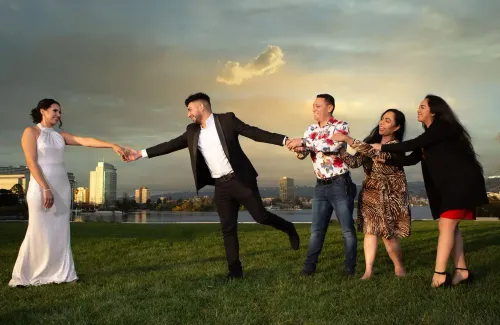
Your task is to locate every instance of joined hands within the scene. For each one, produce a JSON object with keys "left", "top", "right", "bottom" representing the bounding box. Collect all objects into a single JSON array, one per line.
[
  {"left": 286, "top": 138, "right": 303, "bottom": 150},
  {"left": 110, "top": 144, "right": 141, "bottom": 162},
  {"left": 121, "top": 148, "right": 142, "bottom": 162},
  {"left": 112, "top": 145, "right": 127, "bottom": 157}
]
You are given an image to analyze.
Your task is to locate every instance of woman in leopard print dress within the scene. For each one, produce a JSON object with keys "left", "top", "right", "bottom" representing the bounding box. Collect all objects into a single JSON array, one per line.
[{"left": 332, "top": 109, "right": 411, "bottom": 280}]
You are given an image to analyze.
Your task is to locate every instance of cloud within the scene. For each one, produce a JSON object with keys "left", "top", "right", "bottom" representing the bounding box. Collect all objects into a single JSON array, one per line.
[{"left": 216, "top": 45, "right": 285, "bottom": 85}]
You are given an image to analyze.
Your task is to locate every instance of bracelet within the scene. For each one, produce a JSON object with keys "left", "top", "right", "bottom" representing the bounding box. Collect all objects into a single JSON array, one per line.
[{"left": 43, "top": 188, "right": 51, "bottom": 192}]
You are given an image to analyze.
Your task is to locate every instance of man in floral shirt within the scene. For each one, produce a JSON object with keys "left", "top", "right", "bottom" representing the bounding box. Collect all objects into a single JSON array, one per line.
[{"left": 288, "top": 94, "right": 357, "bottom": 276}]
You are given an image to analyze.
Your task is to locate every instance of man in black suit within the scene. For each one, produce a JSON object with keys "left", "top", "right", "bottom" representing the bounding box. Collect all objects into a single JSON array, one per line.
[{"left": 123, "top": 92, "right": 301, "bottom": 279}]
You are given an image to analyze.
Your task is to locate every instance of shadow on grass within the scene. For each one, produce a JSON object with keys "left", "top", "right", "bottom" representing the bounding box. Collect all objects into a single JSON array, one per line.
[
  {"left": 87, "top": 245, "right": 294, "bottom": 280},
  {"left": 0, "top": 223, "right": 277, "bottom": 251}
]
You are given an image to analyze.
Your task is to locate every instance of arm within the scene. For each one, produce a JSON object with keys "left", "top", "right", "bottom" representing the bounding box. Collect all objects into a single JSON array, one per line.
[
  {"left": 61, "top": 132, "right": 126, "bottom": 157},
  {"left": 303, "top": 121, "right": 349, "bottom": 153},
  {"left": 349, "top": 139, "right": 393, "bottom": 160},
  {"left": 61, "top": 132, "right": 120, "bottom": 149},
  {"left": 381, "top": 121, "right": 454, "bottom": 153},
  {"left": 339, "top": 147, "right": 364, "bottom": 168},
  {"left": 232, "top": 113, "right": 286, "bottom": 146},
  {"left": 21, "top": 128, "right": 54, "bottom": 208},
  {"left": 144, "top": 132, "right": 188, "bottom": 158},
  {"left": 122, "top": 132, "right": 189, "bottom": 162},
  {"left": 384, "top": 150, "right": 422, "bottom": 166}
]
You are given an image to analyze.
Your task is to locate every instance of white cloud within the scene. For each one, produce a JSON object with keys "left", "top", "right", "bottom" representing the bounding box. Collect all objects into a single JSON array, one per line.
[{"left": 216, "top": 45, "right": 285, "bottom": 85}]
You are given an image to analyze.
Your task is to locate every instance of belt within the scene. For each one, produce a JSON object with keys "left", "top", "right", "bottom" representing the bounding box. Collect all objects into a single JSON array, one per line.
[
  {"left": 214, "top": 172, "right": 236, "bottom": 185},
  {"left": 316, "top": 173, "right": 347, "bottom": 185}
]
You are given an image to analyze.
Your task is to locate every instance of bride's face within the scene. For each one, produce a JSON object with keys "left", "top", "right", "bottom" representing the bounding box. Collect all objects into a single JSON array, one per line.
[{"left": 41, "top": 104, "right": 61, "bottom": 126}]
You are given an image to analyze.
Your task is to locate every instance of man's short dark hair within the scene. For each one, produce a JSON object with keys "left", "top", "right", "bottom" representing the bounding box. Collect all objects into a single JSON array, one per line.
[
  {"left": 185, "top": 92, "right": 211, "bottom": 107},
  {"left": 316, "top": 94, "right": 335, "bottom": 107}
]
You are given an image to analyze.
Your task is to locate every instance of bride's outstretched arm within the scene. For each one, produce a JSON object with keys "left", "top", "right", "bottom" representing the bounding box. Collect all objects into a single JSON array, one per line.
[
  {"left": 60, "top": 132, "right": 126, "bottom": 157},
  {"left": 21, "top": 127, "right": 54, "bottom": 208}
]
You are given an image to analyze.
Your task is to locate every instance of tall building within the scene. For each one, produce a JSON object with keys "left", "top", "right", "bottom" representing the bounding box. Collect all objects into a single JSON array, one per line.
[
  {"left": 67, "top": 172, "right": 77, "bottom": 203},
  {"left": 279, "top": 177, "right": 295, "bottom": 202},
  {"left": 135, "top": 186, "right": 150, "bottom": 204},
  {"left": 74, "top": 187, "right": 90, "bottom": 203},
  {"left": 89, "top": 162, "right": 117, "bottom": 207},
  {"left": 0, "top": 165, "right": 30, "bottom": 191},
  {"left": 134, "top": 188, "right": 140, "bottom": 203}
]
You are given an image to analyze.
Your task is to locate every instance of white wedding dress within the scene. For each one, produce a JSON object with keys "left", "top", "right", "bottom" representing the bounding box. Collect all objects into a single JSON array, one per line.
[{"left": 9, "top": 123, "right": 78, "bottom": 287}]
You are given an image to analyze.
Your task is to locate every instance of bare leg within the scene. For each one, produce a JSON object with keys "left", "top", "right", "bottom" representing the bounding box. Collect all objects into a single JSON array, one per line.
[
  {"left": 451, "top": 225, "right": 469, "bottom": 284},
  {"left": 382, "top": 237, "right": 405, "bottom": 277},
  {"left": 432, "top": 218, "right": 459, "bottom": 287},
  {"left": 361, "top": 234, "right": 378, "bottom": 280}
]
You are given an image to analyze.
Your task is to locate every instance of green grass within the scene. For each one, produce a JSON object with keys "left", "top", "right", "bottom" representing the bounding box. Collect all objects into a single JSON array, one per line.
[{"left": 1, "top": 221, "right": 499, "bottom": 325}]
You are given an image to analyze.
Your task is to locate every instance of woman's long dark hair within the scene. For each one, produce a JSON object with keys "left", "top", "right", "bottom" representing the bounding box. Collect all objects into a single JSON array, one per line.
[
  {"left": 362, "top": 109, "right": 406, "bottom": 170},
  {"left": 425, "top": 94, "right": 482, "bottom": 173},
  {"left": 30, "top": 98, "right": 63, "bottom": 128}
]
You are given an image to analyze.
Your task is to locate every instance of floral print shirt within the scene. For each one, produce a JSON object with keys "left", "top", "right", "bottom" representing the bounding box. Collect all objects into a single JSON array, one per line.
[{"left": 302, "top": 117, "right": 350, "bottom": 179}]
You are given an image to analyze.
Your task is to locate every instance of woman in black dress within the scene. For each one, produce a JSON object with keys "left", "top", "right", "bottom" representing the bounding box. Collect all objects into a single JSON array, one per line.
[{"left": 372, "top": 95, "right": 488, "bottom": 288}]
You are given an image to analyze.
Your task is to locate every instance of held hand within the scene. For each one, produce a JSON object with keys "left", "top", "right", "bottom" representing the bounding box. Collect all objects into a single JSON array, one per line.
[
  {"left": 293, "top": 146, "right": 307, "bottom": 153},
  {"left": 296, "top": 151, "right": 309, "bottom": 160},
  {"left": 43, "top": 189, "right": 54, "bottom": 209},
  {"left": 286, "top": 138, "right": 303, "bottom": 150},
  {"left": 112, "top": 144, "right": 127, "bottom": 158},
  {"left": 331, "top": 132, "right": 347, "bottom": 142},
  {"left": 374, "top": 157, "right": 386, "bottom": 164},
  {"left": 370, "top": 143, "right": 382, "bottom": 151},
  {"left": 122, "top": 147, "right": 142, "bottom": 162}
]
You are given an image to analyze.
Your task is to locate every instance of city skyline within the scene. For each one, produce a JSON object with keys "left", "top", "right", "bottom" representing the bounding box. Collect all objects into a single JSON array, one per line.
[{"left": 1, "top": 1, "right": 499, "bottom": 193}]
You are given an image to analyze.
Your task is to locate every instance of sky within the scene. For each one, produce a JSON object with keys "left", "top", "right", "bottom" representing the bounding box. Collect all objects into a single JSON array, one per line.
[{"left": 1, "top": 0, "right": 499, "bottom": 194}]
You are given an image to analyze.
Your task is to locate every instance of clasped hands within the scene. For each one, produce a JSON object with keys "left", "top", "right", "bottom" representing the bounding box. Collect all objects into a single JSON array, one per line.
[
  {"left": 285, "top": 138, "right": 306, "bottom": 153},
  {"left": 109, "top": 144, "right": 143, "bottom": 162},
  {"left": 285, "top": 133, "right": 350, "bottom": 153},
  {"left": 287, "top": 133, "right": 386, "bottom": 163}
]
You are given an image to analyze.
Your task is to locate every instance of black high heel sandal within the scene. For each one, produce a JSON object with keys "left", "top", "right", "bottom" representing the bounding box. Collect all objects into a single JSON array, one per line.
[
  {"left": 453, "top": 267, "right": 473, "bottom": 286},
  {"left": 432, "top": 271, "right": 452, "bottom": 288}
]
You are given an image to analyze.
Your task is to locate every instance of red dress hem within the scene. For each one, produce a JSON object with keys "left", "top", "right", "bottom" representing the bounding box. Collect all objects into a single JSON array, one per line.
[{"left": 440, "top": 209, "right": 476, "bottom": 220}]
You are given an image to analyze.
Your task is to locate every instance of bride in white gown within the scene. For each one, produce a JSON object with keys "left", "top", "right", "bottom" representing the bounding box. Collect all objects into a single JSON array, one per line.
[{"left": 9, "top": 98, "right": 126, "bottom": 287}]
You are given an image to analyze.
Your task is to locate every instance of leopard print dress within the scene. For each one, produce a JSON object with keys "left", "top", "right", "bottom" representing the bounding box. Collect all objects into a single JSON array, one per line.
[{"left": 340, "top": 139, "right": 411, "bottom": 239}]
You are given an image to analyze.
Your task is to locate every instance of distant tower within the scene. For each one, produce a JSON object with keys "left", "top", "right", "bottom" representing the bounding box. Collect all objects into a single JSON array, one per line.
[
  {"left": 89, "top": 162, "right": 117, "bottom": 207},
  {"left": 135, "top": 186, "right": 150, "bottom": 204},
  {"left": 279, "top": 177, "right": 295, "bottom": 202}
]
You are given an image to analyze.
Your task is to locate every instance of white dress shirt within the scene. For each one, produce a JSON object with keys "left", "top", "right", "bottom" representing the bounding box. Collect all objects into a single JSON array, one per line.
[{"left": 141, "top": 114, "right": 233, "bottom": 178}]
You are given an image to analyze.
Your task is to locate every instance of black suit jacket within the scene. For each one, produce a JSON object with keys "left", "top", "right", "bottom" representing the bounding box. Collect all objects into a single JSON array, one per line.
[
  {"left": 382, "top": 120, "right": 489, "bottom": 219},
  {"left": 145, "top": 112, "right": 287, "bottom": 192}
]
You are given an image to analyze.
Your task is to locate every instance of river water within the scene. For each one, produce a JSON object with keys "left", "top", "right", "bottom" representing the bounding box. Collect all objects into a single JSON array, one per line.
[{"left": 69, "top": 206, "right": 433, "bottom": 223}]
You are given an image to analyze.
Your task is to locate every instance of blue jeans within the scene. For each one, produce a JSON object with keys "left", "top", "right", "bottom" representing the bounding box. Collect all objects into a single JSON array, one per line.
[{"left": 303, "top": 173, "right": 357, "bottom": 272}]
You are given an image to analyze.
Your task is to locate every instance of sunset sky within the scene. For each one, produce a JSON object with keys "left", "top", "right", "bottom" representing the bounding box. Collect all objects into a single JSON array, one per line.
[{"left": 1, "top": 0, "right": 499, "bottom": 194}]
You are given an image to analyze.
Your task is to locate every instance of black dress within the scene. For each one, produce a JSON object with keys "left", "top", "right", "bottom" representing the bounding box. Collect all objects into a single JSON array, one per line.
[{"left": 381, "top": 120, "right": 488, "bottom": 219}]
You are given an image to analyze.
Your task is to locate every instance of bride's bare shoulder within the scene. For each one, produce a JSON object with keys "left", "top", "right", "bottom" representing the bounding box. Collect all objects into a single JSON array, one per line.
[{"left": 22, "top": 126, "right": 41, "bottom": 138}]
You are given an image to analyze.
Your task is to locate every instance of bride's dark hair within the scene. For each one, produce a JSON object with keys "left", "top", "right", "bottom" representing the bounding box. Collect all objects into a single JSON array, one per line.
[{"left": 30, "top": 98, "right": 62, "bottom": 128}]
